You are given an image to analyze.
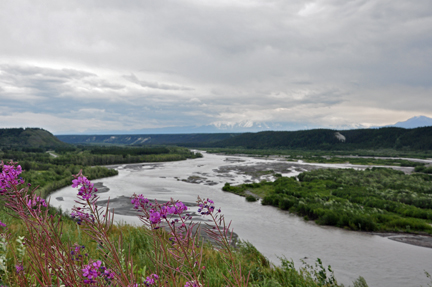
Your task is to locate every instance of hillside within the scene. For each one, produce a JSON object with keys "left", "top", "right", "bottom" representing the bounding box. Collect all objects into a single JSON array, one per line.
[
  {"left": 55, "top": 126, "right": 432, "bottom": 151},
  {"left": 56, "top": 133, "right": 239, "bottom": 146},
  {"left": 0, "top": 128, "right": 68, "bottom": 149},
  {"left": 211, "top": 127, "right": 432, "bottom": 151}
]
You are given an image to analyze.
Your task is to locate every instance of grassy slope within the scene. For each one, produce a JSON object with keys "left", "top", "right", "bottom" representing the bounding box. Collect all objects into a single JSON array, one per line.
[{"left": 0, "top": 203, "right": 348, "bottom": 287}]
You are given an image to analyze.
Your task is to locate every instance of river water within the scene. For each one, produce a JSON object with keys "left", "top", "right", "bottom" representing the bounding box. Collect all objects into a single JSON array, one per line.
[{"left": 50, "top": 152, "right": 432, "bottom": 287}]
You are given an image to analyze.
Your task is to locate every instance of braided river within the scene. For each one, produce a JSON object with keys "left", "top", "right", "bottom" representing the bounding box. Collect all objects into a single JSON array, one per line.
[{"left": 50, "top": 151, "right": 432, "bottom": 287}]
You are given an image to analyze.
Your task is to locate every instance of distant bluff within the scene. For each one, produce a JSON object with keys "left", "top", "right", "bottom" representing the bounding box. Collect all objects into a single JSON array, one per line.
[
  {"left": 0, "top": 128, "right": 67, "bottom": 148},
  {"left": 211, "top": 127, "right": 432, "bottom": 151}
]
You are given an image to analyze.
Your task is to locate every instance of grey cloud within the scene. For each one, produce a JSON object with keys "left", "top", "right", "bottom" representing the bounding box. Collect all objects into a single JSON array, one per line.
[
  {"left": 1, "top": 65, "right": 95, "bottom": 79},
  {"left": 0, "top": 0, "right": 431, "bottom": 133},
  {"left": 0, "top": 65, "right": 96, "bottom": 99},
  {"left": 123, "top": 74, "right": 193, "bottom": 91},
  {"left": 82, "top": 78, "right": 125, "bottom": 90}
]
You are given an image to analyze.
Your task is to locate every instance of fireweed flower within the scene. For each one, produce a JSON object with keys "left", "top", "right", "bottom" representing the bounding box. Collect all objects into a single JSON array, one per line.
[
  {"left": 131, "top": 194, "right": 150, "bottom": 210},
  {"left": 131, "top": 194, "right": 188, "bottom": 227},
  {"left": 82, "top": 260, "right": 115, "bottom": 284},
  {"left": 71, "top": 210, "right": 94, "bottom": 225},
  {"left": 0, "top": 161, "right": 24, "bottom": 193},
  {"left": 0, "top": 221, "right": 6, "bottom": 228},
  {"left": 197, "top": 198, "right": 218, "bottom": 216},
  {"left": 15, "top": 264, "right": 24, "bottom": 273},
  {"left": 149, "top": 210, "right": 161, "bottom": 225},
  {"left": 70, "top": 244, "right": 87, "bottom": 262},
  {"left": 72, "top": 174, "right": 98, "bottom": 201},
  {"left": 144, "top": 273, "right": 159, "bottom": 285},
  {"left": 26, "top": 195, "right": 47, "bottom": 209}
]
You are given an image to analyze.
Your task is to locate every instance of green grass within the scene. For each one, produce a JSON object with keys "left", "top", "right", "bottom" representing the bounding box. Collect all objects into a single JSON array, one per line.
[{"left": 0, "top": 204, "right": 356, "bottom": 286}]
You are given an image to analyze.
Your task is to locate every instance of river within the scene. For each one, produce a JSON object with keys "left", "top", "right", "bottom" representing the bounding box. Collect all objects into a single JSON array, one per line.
[{"left": 50, "top": 152, "right": 432, "bottom": 287}]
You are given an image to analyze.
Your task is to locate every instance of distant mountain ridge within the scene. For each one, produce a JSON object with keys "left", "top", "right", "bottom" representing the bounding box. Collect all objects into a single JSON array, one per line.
[
  {"left": 56, "top": 133, "right": 239, "bottom": 146},
  {"left": 61, "top": 121, "right": 366, "bottom": 135},
  {"left": 211, "top": 126, "right": 432, "bottom": 151},
  {"left": 56, "top": 126, "right": 432, "bottom": 151},
  {"left": 0, "top": 128, "right": 68, "bottom": 148},
  {"left": 383, "top": 116, "right": 432, "bottom": 129}
]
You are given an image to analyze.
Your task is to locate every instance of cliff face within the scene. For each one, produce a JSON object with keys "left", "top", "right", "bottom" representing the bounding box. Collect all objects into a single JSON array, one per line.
[{"left": 0, "top": 128, "right": 67, "bottom": 148}]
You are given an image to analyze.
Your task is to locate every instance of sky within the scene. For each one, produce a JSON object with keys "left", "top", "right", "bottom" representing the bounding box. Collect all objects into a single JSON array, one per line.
[{"left": 0, "top": 0, "right": 431, "bottom": 134}]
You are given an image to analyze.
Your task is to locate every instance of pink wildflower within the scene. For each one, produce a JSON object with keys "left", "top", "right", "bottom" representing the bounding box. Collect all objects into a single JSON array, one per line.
[
  {"left": 71, "top": 210, "right": 94, "bottom": 225},
  {"left": 0, "top": 161, "right": 24, "bottom": 193},
  {"left": 15, "top": 264, "right": 24, "bottom": 273},
  {"left": 197, "top": 198, "right": 216, "bottom": 216},
  {"left": 144, "top": 273, "right": 159, "bottom": 285},
  {"left": 82, "top": 260, "right": 115, "bottom": 284},
  {"left": 72, "top": 172, "right": 98, "bottom": 201},
  {"left": 26, "top": 195, "right": 47, "bottom": 209},
  {"left": 131, "top": 194, "right": 188, "bottom": 227}
]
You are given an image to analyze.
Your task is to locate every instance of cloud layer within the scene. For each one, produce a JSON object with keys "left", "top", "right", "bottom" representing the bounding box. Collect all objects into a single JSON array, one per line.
[{"left": 0, "top": 0, "right": 431, "bottom": 133}]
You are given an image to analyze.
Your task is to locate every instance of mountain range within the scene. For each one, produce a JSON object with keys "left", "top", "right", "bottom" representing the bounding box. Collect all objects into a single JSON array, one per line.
[
  {"left": 381, "top": 116, "right": 432, "bottom": 129},
  {"left": 56, "top": 116, "right": 432, "bottom": 135},
  {"left": 2, "top": 125, "right": 432, "bottom": 152}
]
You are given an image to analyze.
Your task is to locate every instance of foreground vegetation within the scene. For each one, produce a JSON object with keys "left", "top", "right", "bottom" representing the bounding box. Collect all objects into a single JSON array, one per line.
[
  {"left": 0, "top": 162, "right": 370, "bottom": 286},
  {"left": 224, "top": 168, "right": 432, "bottom": 233}
]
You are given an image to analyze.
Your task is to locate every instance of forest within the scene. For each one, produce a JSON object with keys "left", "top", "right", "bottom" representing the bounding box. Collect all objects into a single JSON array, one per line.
[
  {"left": 210, "top": 126, "right": 432, "bottom": 151},
  {"left": 0, "top": 128, "right": 66, "bottom": 148},
  {"left": 56, "top": 126, "right": 432, "bottom": 152}
]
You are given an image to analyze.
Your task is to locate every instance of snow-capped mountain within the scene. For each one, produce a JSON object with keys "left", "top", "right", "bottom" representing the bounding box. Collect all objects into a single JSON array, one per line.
[{"left": 381, "top": 116, "right": 432, "bottom": 129}]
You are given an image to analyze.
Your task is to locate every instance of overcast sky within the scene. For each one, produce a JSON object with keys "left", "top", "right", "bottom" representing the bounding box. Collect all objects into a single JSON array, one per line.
[{"left": 0, "top": 0, "right": 431, "bottom": 134}]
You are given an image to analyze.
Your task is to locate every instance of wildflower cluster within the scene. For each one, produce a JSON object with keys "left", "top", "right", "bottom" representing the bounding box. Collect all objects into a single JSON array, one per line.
[
  {"left": 15, "top": 264, "right": 24, "bottom": 274},
  {"left": 197, "top": 198, "right": 220, "bottom": 215},
  {"left": 0, "top": 161, "right": 24, "bottom": 193},
  {"left": 70, "top": 210, "right": 95, "bottom": 225},
  {"left": 70, "top": 244, "right": 88, "bottom": 262},
  {"left": 131, "top": 194, "right": 188, "bottom": 227},
  {"left": 131, "top": 194, "right": 150, "bottom": 209},
  {"left": 26, "top": 194, "right": 47, "bottom": 209},
  {"left": 81, "top": 260, "right": 115, "bottom": 284},
  {"left": 144, "top": 273, "right": 159, "bottom": 285},
  {"left": 72, "top": 173, "right": 98, "bottom": 201}
]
